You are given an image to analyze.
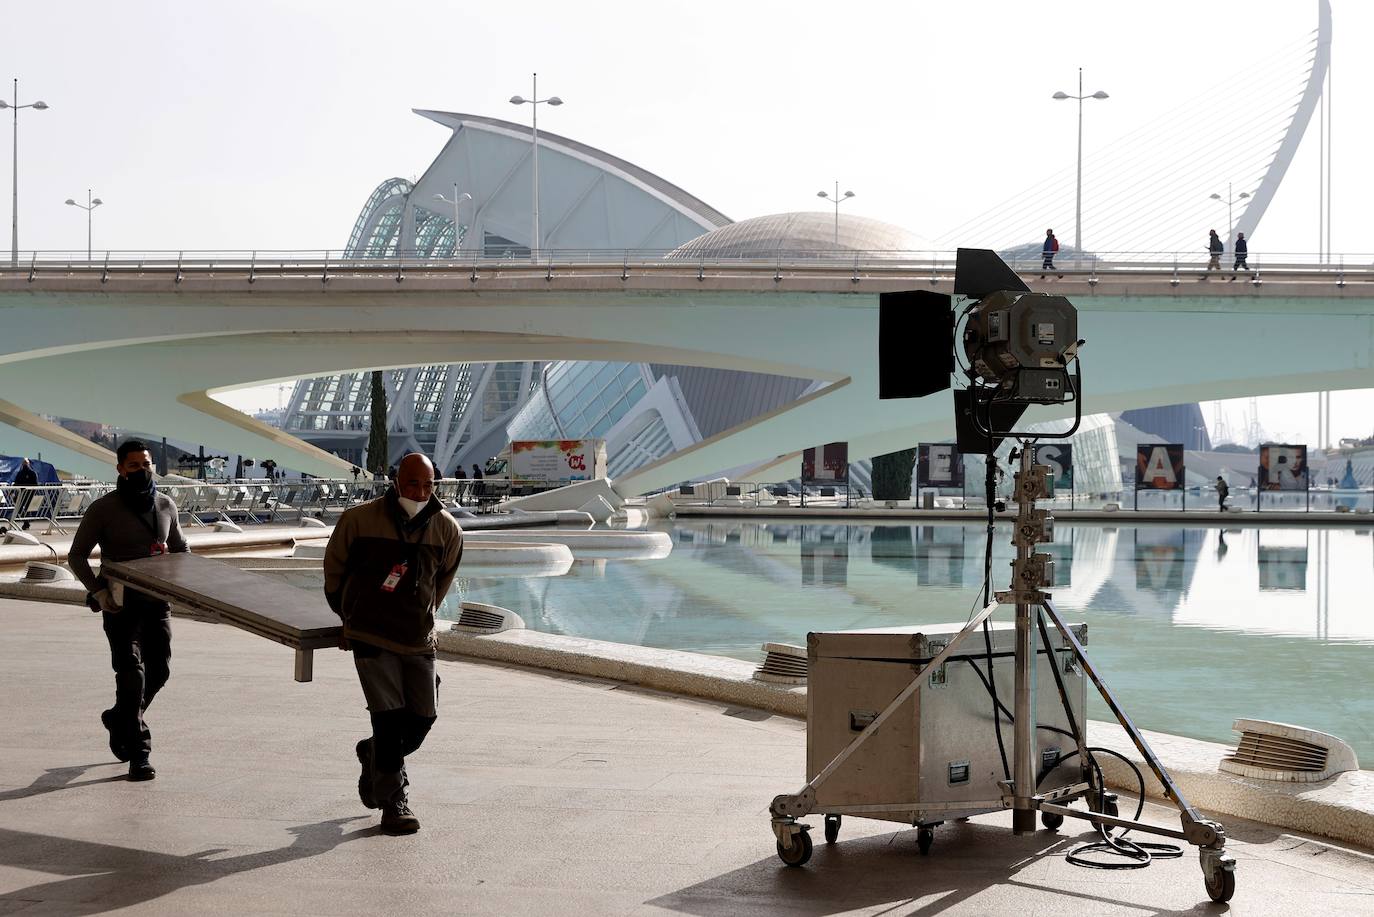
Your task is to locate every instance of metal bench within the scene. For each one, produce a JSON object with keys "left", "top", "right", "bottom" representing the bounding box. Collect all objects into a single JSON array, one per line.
[{"left": 100, "top": 553, "right": 341, "bottom": 682}]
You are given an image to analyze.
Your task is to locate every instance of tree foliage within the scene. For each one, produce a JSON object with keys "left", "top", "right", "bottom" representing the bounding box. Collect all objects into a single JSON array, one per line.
[
  {"left": 871, "top": 448, "right": 916, "bottom": 501},
  {"left": 366, "top": 370, "right": 389, "bottom": 475}
]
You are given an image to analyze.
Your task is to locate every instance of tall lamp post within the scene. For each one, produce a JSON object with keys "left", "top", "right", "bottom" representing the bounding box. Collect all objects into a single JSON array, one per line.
[
  {"left": 64, "top": 189, "right": 103, "bottom": 260},
  {"left": 1209, "top": 184, "right": 1250, "bottom": 245},
  {"left": 0, "top": 80, "right": 50, "bottom": 265},
  {"left": 1052, "top": 69, "right": 1108, "bottom": 257},
  {"left": 816, "top": 181, "right": 855, "bottom": 247},
  {"left": 509, "top": 73, "right": 562, "bottom": 259},
  {"left": 433, "top": 184, "right": 473, "bottom": 255}
]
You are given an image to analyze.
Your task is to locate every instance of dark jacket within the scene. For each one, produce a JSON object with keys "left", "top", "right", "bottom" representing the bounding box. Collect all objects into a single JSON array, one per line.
[
  {"left": 1234, "top": 237, "right": 1248, "bottom": 255},
  {"left": 14, "top": 465, "right": 38, "bottom": 487},
  {"left": 69, "top": 489, "right": 189, "bottom": 594},
  {"left": 1209, "top": 233, "right": 1224, "bottom": 254},
  {"left": 1043, "top": 235, "right": 1058, "bottom": 254},
  {"left": 323, "top": 488, "right": 463, "bottom": 655}
]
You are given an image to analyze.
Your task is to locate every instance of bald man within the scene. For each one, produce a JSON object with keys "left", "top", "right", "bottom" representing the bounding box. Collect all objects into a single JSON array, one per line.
[{"left": 324, "top": 453, "right": 464, "bottom": 834}]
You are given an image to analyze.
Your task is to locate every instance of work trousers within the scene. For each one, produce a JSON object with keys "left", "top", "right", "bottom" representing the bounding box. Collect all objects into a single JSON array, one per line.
[
  {"left": 101, "top": 595, "right": 173, "bottom": 760},
  {"left": 354, "top": 648, "right": 439, "bottom": 806}
]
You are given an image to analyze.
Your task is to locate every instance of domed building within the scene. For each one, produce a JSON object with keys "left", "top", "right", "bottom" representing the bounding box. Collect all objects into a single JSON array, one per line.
[{"left": 670, "top": 212, "right": 933, "bottom": 259}]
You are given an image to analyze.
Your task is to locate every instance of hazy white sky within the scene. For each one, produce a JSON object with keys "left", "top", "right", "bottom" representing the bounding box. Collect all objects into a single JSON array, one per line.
[{"left": 7, "top": 0, "right": 1369, "bottom": 442}]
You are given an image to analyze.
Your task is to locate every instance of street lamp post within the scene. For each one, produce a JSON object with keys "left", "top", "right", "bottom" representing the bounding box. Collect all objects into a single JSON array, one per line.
[
  {"left": 816, "top": 181, "right": 855, "bottom": 247},
  {"left": 0, "top": 79, "right": 51, "bottom": 265},
  {"left": 433, "top": 184, "right": 473, "bottom": 254},
  {"left": 64, "top": 189, "right": 103, "bottom": 260},
  {"left": 1209, "top": 183, "right": 1250, "bottom": 245},
  {"left": 509, "top": 73, "right": 563, "bottom": 259},
  {"left": 1052, "top": 69, "right": 1108, "bottom": 257}
]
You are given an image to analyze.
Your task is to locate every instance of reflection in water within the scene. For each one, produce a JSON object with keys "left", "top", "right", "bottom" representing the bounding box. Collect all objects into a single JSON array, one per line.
[{"left": 405, "top": 519, "right": 1374, "bottom": 765}]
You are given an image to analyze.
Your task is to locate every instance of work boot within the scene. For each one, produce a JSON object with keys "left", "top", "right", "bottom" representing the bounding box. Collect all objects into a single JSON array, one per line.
[
  {"left": 381, "top": 799, "right": 420, "bottom": 835},
  {"left": 356, "top": 738, "right": 378, "bottom": 809},
  {"left": 128, "top": 757, "right": 157, "bottom": 781},
  {"left": 101, "top": 708, "right": 130, "bottom": 763}
]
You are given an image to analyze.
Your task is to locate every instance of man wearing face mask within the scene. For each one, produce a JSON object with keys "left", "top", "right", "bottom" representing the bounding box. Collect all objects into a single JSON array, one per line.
[
  {"left": 323, "top": 452, "right": 463, "bottom": 834},
  {"left": 69, "top": 440, "right": 188, "bottom": 782}
]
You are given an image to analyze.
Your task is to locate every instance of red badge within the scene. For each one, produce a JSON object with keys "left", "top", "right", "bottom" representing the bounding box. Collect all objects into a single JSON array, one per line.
[
  {"left": 381, "top": 562, "right": 408, "bottom": 593},
  {"left": 150, "top": 542, "right": 168, "bottom": 556}
]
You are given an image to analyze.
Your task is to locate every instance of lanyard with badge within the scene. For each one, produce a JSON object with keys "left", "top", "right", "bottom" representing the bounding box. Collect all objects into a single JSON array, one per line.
[
  {"left": 381, "top": 510, "right": 419, "bottom": 594},
  {"left": 134, "top": 509, "right": 168, "bottom": 556}
]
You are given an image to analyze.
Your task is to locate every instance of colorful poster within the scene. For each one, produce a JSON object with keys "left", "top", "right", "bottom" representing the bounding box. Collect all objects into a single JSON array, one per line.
[
  {"left": 509, "top": 439, "right": 606, "bottom": 483},
  {"left": 917, "top": 443, "right": 965, "bottom": 488},
  {"left": 802, "top": 442, "right": 849, "bottom": 485},
  {"left": 1135, "top": 444, "right": 1184, "bottom": 491},
  {"left": 1258, "top": 444, "right": 1308, "bottom": 491},
  {"left": 1032, "top": 443, "right": 1073, "bottom": 491}
]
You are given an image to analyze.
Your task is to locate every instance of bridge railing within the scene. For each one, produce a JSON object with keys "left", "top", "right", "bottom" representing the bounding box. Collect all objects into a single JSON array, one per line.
[{"left": 2, "top": 248, "right": 1372, "bottom": 278}]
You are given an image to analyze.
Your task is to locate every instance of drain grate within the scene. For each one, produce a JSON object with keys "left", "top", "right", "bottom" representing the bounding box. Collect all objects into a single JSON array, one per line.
[
  {"left": 1219, "top": 718, "right": 1358, "bottom": 782},
  {"left": 754, "top": 643, "right": 807, "bottom": 684},
  {"left": 21, "top": 562, "right": 73, "bottom": 584}
]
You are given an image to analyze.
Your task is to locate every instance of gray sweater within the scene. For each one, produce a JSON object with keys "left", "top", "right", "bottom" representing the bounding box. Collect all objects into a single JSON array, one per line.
[{"left": 69, "top": 490, "right": 189, "bottom": 593}]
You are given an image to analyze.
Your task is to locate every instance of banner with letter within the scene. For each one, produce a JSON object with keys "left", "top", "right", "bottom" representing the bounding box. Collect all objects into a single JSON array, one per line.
[
  {"left": 1135, "top": 444, "right": 1184, "bottom": 491},
  {"left": 509, "top": 439, "right": 606, "bottom": 483},
  {"left": 801, "top": 442, "right": 849, "bottom": 485},
  {"left": 1258, "top": 444, "right": 1308, "bottom": 491},
  {"left": 917, "top": 443, "right": 964, "bottom": 488},
  {"left": 1031, "top": 443, "right": 1073, "bottom": 492}
]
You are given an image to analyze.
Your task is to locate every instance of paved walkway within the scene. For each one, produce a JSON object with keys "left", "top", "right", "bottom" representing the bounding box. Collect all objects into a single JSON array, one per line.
[{"left": 3, "top": 598, "right": 1374, "bottom": 915}]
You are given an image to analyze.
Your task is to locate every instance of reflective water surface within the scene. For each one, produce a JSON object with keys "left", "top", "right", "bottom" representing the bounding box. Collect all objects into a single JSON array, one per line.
[{"left": 452, "top": 520, "right": 1374, "bottom": 764}]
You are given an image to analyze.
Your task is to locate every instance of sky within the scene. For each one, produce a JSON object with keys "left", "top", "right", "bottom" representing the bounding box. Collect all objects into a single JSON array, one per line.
[{"left": 7, "top": 0, "right": 1370, "bottom": 443}]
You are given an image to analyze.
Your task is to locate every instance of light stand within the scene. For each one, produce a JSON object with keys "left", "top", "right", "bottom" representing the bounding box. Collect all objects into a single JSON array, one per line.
[{"left": 769, "top": 249, "right": 1236, "bottom": 903}]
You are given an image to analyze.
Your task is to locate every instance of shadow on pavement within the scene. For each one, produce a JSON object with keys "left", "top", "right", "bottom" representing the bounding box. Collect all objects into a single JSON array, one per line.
[
  {"left": 0, "top": 817, "right": 372, "bottom": 914},
  {"left": 647, "top": 819, "right": 1233, "bottom": 916},
  {"left": 0, "top": 764, "right": 126, "bottom": 802}
]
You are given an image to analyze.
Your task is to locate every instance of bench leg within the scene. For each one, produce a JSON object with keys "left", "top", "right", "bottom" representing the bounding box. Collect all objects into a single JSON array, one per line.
[{"left": 294, "top": 648, "right": 314, "bottom": 683}]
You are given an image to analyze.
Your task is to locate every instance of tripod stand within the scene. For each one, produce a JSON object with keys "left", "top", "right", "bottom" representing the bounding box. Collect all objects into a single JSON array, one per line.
[{"left": 769, "top": 443, "right": 1237, "bottom": 903}]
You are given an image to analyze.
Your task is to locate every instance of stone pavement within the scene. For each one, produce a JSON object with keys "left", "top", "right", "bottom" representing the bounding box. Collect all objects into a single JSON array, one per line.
[{"left": 3, "top": 598, "right": 1374, "bottom": 916}]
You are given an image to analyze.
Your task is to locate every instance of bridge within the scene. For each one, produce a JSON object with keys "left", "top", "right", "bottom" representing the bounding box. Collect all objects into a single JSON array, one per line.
[{"left": 2, "top": 252, "right": 1371, "bottom": 493}]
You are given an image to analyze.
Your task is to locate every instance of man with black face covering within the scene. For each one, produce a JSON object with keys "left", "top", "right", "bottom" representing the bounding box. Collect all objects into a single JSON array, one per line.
[
  {"left": 324, "top": 452, "right": 463, "bottom": 834},
  {"left": 69, "top": 440, "right": 188, "bottom": 781}
]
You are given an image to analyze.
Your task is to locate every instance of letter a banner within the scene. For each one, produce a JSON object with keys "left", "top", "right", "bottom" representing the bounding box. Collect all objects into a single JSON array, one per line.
[{"left": 1135, "top": 444, "right": 1184, "bottom": 491}]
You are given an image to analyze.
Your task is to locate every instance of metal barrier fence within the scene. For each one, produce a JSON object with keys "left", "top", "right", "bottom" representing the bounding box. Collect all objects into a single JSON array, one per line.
[{"left": 0, "top": 478, "right": 519, "bottom": 534}]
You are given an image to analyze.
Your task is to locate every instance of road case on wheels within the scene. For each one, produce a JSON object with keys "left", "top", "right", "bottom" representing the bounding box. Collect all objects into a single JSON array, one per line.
[{"left": 802, "top": 620, "right": 1088, "bottom": 853}]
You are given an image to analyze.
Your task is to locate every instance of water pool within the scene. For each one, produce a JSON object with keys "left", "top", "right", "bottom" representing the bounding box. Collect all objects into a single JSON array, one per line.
[{"left": 295, "top": 519, "right": 1374, "bottom": 764}]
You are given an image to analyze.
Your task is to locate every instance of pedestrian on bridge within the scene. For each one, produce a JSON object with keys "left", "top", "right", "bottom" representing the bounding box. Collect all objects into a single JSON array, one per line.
[
  {"left": 1041, "top": 229, "right": 1061, "bottom": 278},
  {"left": 1231, "top": 232, "right": 1249, "bottom": 279},
  {"left": 1206, "top": 230, "right": 1223, "bottom": 272},
  {"left": 69, "top": 440, "right": 188, "bottom": 782},
  {"left": 324, "top": 452, "right": 464, "bottom": 835}
]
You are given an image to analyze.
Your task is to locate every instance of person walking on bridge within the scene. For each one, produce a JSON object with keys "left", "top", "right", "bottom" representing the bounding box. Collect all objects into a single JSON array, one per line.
[
  {"left": 324, "top": 452, "right": 464, "bottom": 835},
  {"left": 1230, "top": 232, "right": 1249, "bottom": 280},
  {"left": 1040, "top": 229, "right": 1061, "bottom": 279},
  {"left": 1206, "top": 229, "right": 1223, "bottom": 273},
  {"left": 69, "top": 440, "right": 188, "bottom": 782}
]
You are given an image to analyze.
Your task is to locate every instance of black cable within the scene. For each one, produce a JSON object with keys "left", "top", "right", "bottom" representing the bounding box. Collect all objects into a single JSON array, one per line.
[{"left": 979, "top": 399, "right": 1009, "bottom": 781}]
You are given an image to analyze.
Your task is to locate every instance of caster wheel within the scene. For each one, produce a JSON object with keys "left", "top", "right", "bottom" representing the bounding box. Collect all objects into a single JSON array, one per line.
[
  {"left": 1041, "top": 812, "right": 1065, "bottom": 831},
  {"left": 777, "top": 829, "right": 813, "bottom": 867},
  {"left": 824, "top": 814, "right": 841, "bottom": 844},
  {"left": 1205, "top": 868, "right": 1236, "bottom": 903},
  {"left": 917, "top": 827, "right": 934, "bottom": 856}
]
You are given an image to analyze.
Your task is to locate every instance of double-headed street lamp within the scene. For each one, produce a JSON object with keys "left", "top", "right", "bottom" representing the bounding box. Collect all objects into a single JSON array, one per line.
[
  {"left": 434, "top": 184, "right": 473, "bottom": 254},
  {"left": 0, "top": 79, "right": 50, "bottom": 264},
  {"left": 1052, "top": 69, "right": 1108, "bottom": 257},
  {"left": 509, "top": 73, "right": 562, "bottom": 258},
  {"left": 1209, "top": 183, "right": 1250, "bottom": 244},
  {"left": 65, "top": 189, "right": 103, "bottom": 260},
  {"left": 816, "top": 181, "right": 855, "bottom": 247}
]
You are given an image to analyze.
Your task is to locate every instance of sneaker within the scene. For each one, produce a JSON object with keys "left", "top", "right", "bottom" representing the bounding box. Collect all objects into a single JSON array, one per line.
[
  {"left": 355, "top": 739, "right": 378, "bottom": 810},
  {"left": 101, "top": 708, "right": 130, "bottom": 763},
  {"left": 381, "top": 799, "right": 420, "bottom": 834},
  {"left": 128, "top": 758, "right": 157, "bottom": 781}
]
